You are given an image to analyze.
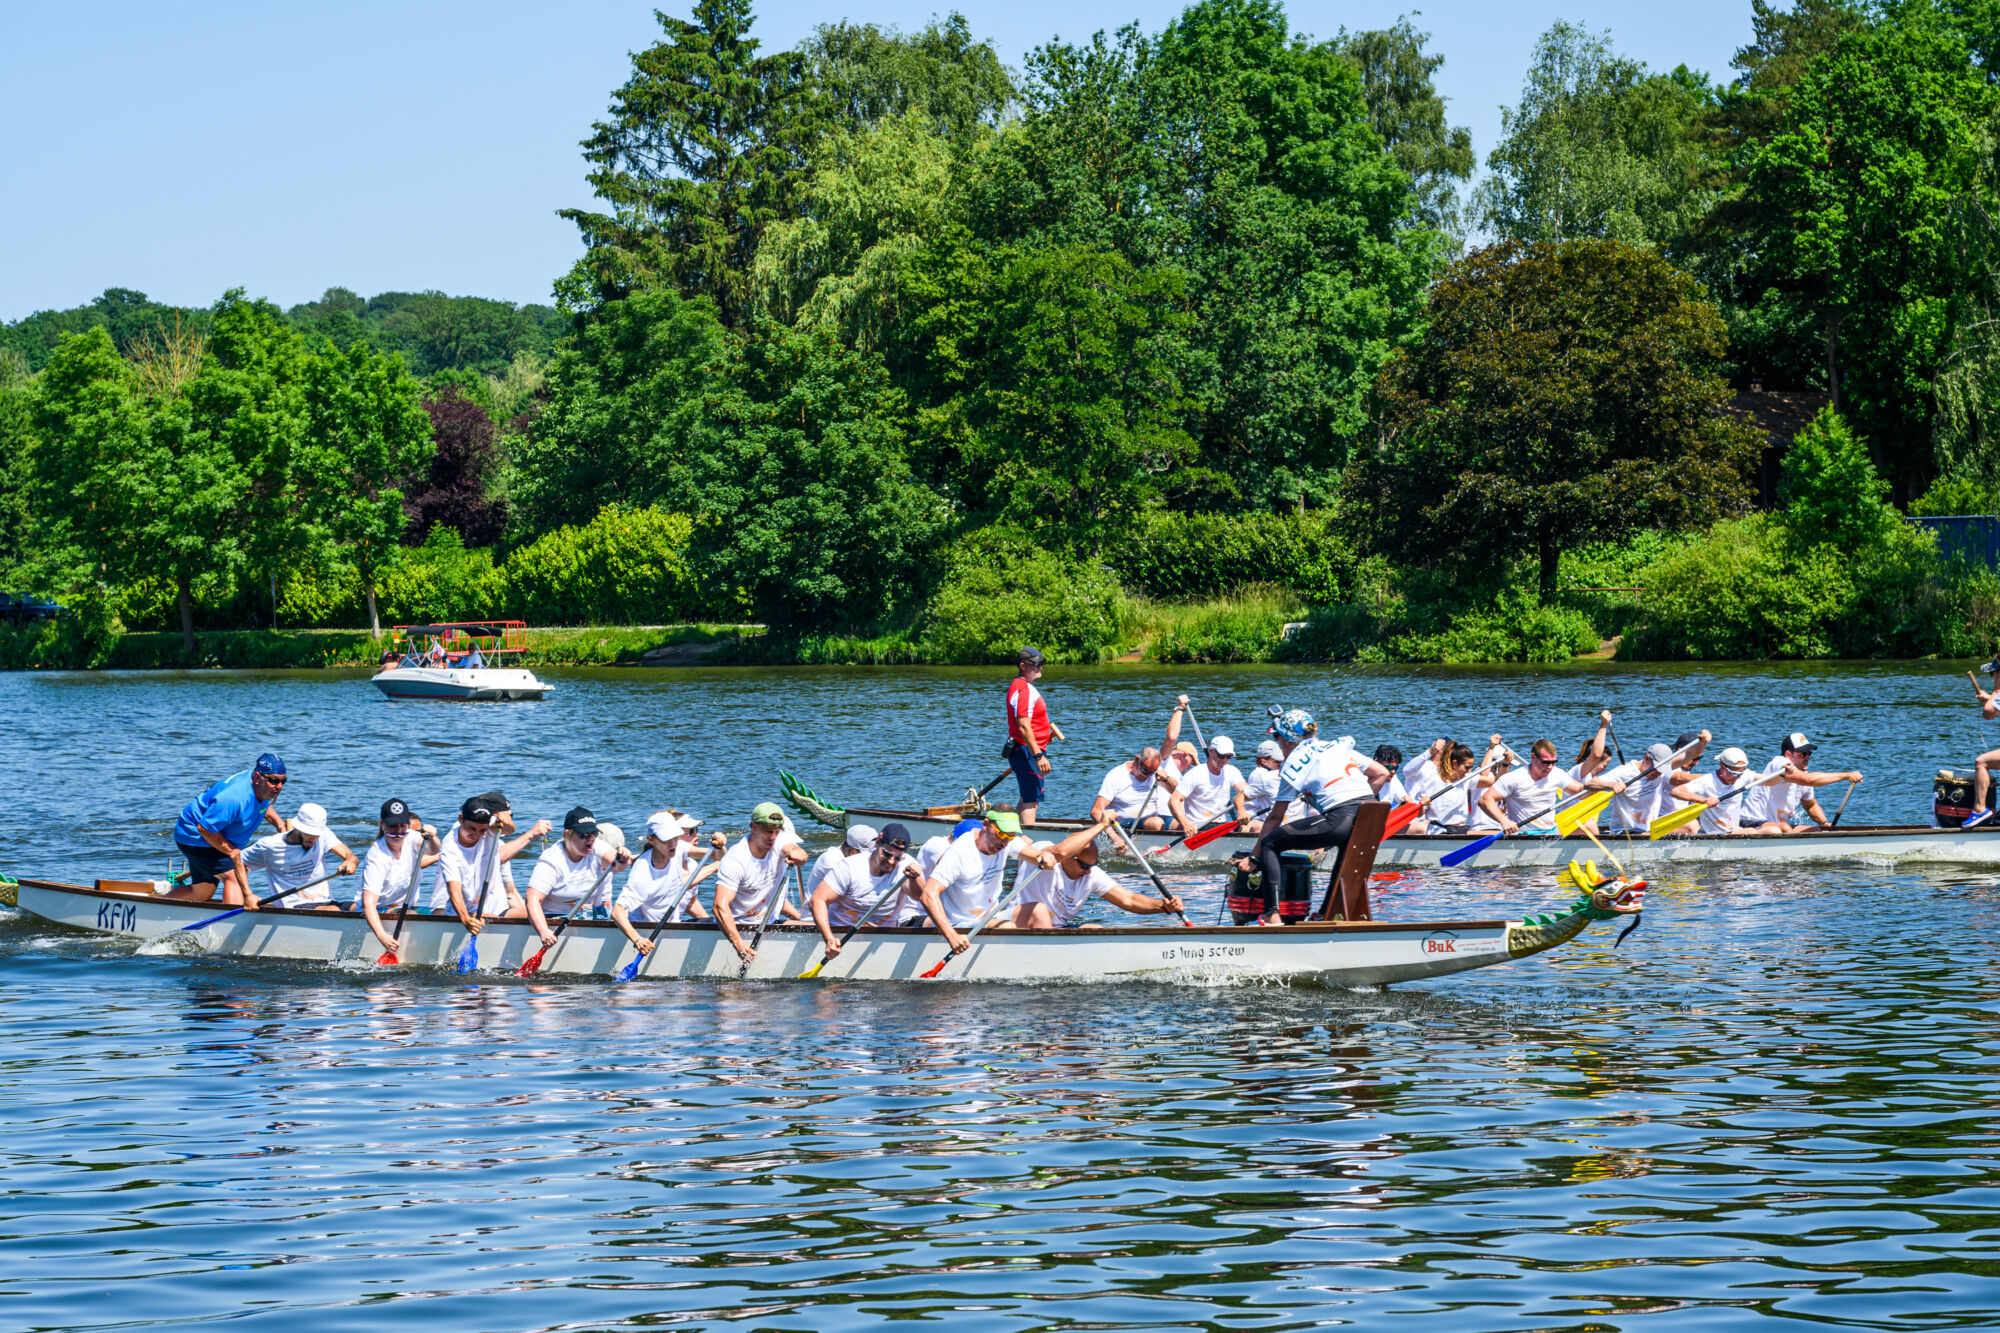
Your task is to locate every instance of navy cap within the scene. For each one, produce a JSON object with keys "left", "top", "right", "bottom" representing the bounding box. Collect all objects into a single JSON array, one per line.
[
  {"left": 1018, "top": 646, "right": 1045, "bottom": 666},
  {"left": 1673, "top": 731, "right": 1702, "bottom": 751},
  {"left": 254, "top": 752, "right": 285, "bottom": 777},
  {"left": 564, "top": 806, "right": 598, "bottom": 836},
  {"left": 878, "top": 821, "right": 913, "bottom": 849},
  {"left": 380, "top": 798, "right": 412, "bottom": 822},
  {"left": 460, "top": 796, "right": 494, "bottom": 823}
]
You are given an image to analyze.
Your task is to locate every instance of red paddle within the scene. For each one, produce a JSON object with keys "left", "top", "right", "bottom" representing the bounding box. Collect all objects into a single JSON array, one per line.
[{"left": 1146, "top": 819, "right": 1241, "bottom": 857}]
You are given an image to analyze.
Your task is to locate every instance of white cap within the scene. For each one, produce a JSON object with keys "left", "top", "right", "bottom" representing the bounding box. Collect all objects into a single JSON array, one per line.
[
  {"left": 292, "top": 802, "right": 330, "bottom": 838},
  {"left": 1208, "top": 734, "right": 1236, "bottom": 757},
  {"left": 844, "top": 822, "right": 878, "bottom": 850},
  {"left": 646, "top": 812, "right": 687, "bottom": 841},
  {"left": 1719, "top": 747, "right": 1748, "bottom": 769},
  {"left": 596, "top": 822, "right": 625, "bottom": 853},
  {"left": 1257, "top": 739, "right": 1283, "bottom": 761}
]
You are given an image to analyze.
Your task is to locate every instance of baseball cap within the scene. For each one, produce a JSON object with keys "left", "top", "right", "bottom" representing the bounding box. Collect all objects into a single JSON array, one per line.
[
  {"left": 477, "top": 790, "right": 510, "bottom": 812},
  {"left": 254, "top": 752, "right": 285, "bottom": 777},
  {"left": 1719, "top": 747, "right": 1748, "bottom": 770},
  {"left": 983, "top": 809, "right": 1023, "bottom": 835},
  {"left": 1645, "top": 743, "right": 1673, "bottom": 766},
  {"left": 292, "top": 802, "right": 330, "bottom": 838},
  {"left": 646, "top": 811, "right": 687, "bottom": 841},
  {"left": 1782, "top": 732, "right": 1817, "bottom": 754},
  {"left": 460, "top": 796, "right": 496, "bottom": 824},
  {"left": 1673, "top": 731, "right": 1702, "bottom": 751},
  {"left": 1257, "top": 739, "right": 1283, "bottom": 762},
  {"left": 379, "top": 798, "right": 412, "bottom": 822},
  {"left": 750, "top": 801, "right": 787, "bottom": 826},
  {"left": 878, "top": 821, "right": 913, "bottom": 849},
  {"left": 564, "top": 806, "right": 599, "bottom": 836},
  {"left": 1018, "top": 646, "right": 1045, "bottom": 666},
  {"left": 1172, "top": 740, "right": 1199, "bottom": 759},
  {"left": 844, "top": 822, "right": 878, "bottom": 850},
  {"left": 1209, "top": 734, "right": 1236, "bottom": 757},
  {"left": 952, "top": 818, "right": 983, "bottom": 838}
]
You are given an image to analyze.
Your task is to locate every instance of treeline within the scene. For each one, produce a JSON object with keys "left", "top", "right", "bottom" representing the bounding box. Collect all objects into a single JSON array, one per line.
[{"left": 7, "top": 0, "right": 2000, "bottom": 666}]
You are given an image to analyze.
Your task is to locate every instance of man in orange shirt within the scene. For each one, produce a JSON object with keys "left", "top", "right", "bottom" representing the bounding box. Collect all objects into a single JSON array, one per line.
[{"left": 1004, "top": 647, "right": 1065, "bottom": 827}]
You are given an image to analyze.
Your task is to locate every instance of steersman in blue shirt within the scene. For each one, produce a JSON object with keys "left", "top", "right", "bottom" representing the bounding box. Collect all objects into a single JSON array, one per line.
[{"left": 167, "top": 752, "right": 291, "bottom": 908}]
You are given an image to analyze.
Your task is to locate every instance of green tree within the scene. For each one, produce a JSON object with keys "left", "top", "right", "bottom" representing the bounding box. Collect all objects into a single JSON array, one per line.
[
  {"left": 1476, "top": 22, "right": 1716, "bottom": 251},
  {"left": 1780, "top": 407, "right": 1900, "bottom": 549},
  {"left": 1337, "top": 18, "right": 1475, "bottom": 237},
  {"left": 560, "top": 0, "right": 827, "bottom": 326},
  {"left": 803, "top": 13, "right": 1014, "bottom": 139},
  {"left": 0, "top": 349, "right": 34, "bottom": 583},
  {"left": 297, "top": 339, "right": 433, "bottom": 635},
  {"left": 1347, "top": 239, "right": 1764, "bottom": 601}
]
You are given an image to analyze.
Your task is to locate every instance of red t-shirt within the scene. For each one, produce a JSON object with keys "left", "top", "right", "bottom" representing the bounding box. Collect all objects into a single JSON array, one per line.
[{"left": 1005, "top": 677, "right": 1052, "bottom": 748}]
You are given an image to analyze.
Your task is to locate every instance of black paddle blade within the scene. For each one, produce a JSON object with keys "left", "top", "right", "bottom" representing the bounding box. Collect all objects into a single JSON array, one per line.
[{"left": 1615, "top": 913, "right": 1644, "bottom": 947}]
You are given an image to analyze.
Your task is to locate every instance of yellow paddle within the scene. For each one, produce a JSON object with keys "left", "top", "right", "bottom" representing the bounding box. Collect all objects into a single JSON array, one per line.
[
  {"left": 1646, "top": 769, "right": 1786, "bottom": 839},
  {"left": 1554, "top": 790, "right": 1613, "bottom": 835}
]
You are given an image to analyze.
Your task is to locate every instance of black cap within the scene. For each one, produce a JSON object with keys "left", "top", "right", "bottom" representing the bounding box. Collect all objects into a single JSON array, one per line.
[
  {"left": 380, "top": 798, "right": 412, "bottom": 822},
  {"left": 564, "top": 806, "right": 598, "bottom": 836},
  {"left": 1019, "top": 646, "right": 1045, "bottom": 666},
  {"left": 1781, "top": 732, "right": 1817, "bottom": 754},
  {"left": 878, "top": 821, "right": 913, "bottom": 849},
  {"left": 477, "top": 789, "right": 510, "bottom": 812},
  {"left": 460, "top": 796, "right": 494, "bottom": 823},
  {"left": 1673, "top": 731, "right": 1702, "bottom": 751}
]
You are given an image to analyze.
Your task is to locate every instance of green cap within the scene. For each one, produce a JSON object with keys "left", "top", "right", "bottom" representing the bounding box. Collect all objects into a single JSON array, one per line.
[
  {"left": 750, "top": 801, "right": 786, "bottom": 826},
  {"left": 983, "top": 809, "right": 1022, "bottom": 835}
]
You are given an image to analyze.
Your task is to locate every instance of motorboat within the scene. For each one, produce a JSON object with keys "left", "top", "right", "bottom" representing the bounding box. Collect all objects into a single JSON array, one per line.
[{"left": 371, "top": 621, "right": 551, "bottom": 701}]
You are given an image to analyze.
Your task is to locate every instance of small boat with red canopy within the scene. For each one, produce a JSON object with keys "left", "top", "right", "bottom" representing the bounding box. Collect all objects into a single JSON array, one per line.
[{"left": 370, "top": 621, "right": 551, "bottom": 701}]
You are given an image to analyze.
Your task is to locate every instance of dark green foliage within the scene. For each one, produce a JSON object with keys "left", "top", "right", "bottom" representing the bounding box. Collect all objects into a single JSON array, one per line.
[
  {"left": 918, "top": 528, "right": 1130, "bottom": 664},
  {"left": 284, "top": 289, "right": 564, "bottom": 377},
  {"left": 804, "top": 13, "right": 1015, "bottom": 138},
  {"left": 499, "top": 505, "right": 706, "bottom": 626},
  {"left": 0, "top": 289, "right": 211, "bottom": 374},
  {"left": 1112, "top": 510, "right": 1351, "bottom": 603},
  {"left": 1779, "top": 408, "right": 1900, "bottom": 549}
]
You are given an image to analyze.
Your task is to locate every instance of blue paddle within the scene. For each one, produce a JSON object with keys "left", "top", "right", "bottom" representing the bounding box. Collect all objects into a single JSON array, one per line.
[
  {"left": 453, "top": 831, "right": 505, "bottom": 974},
  {"left": 617, "top": 843, "right": 717, "bottom": 982},
  {"left": 178, "top": 867, "right": 347, "bottom": 932}
]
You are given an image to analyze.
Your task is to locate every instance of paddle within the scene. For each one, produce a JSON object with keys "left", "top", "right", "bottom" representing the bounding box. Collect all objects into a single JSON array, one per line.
[
  {"left": 516, "top": 827, "right": 625, "bottom": 978},
  {"left": 797, "top": 855, "right": 915, "bottom": 979},
  {"left": 178, "top": 866, "right": 347, "bottom": 932},
  {"left": 1605, "top": 715, "right": 1627, "bottom": 767},
  {"left": 616, "top": 842, "right": 718, "bottom": 983},
  {"left": 376, "top": 823, "right": 432, "bottom": 964},
  {"left": 920, "top": 856, "right": 1035, "bottom": 980},
  {"left": 1828, "top": 779, "right": 1857, "bottom": 828},
  {"left": 1145, "top": 818, "right": 1241, "bottom": 858},
  {"left": 453, "top": 831, "right": 503, "bottom": 974},
  {"left": 1435, "top": 752, "right": 1528, "bottom": 867},
  {"left": 1554, "top": 789, "right": 1614, "bottom": 837},
  {"left": 1647, "top": 768, "right": 1787, "bottom": 839},
  {"left": 1109, "top": 819, "right": 1190, "bottom": 927},
  {"left": 737, "top": 859, "right": 799, "bottom": 979}
]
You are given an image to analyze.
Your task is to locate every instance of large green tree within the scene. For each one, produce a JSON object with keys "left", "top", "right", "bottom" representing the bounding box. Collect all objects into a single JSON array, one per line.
[
  {"left": 560, "top": 0, "right": 827, "bottom": 326},
  {"left": 803, "top": 13, "right": 1014, "bottom": 139},
  {"left": 1346, "top": 240, "right": 1764, "bottom": 601},
  {"left": 1337, "top": 19, "right": 1475, "bottom": 237}
]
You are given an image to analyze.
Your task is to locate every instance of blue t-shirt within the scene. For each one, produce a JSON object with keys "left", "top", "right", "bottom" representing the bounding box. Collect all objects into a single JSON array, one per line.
[{"left": 173, "top": 770, "right": 272, "bottom": 848}]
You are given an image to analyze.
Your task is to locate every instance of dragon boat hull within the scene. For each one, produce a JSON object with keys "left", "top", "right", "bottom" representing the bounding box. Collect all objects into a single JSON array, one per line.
[{"left": 12, "top": 879, "right": 1609, "bottom": 987}]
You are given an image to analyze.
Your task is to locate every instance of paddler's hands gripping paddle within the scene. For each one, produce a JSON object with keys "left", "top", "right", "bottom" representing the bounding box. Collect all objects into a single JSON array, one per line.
[
  {"left": 736, "top": 859, "right": 801, "bottom": 979},
  {"left": 797, "top": 856, "right": 918, "bottom": 979},
  {"left": 616, "top": 841, "right": 719, "bottom": 983},
  {"left": 1109, "top": 819, "right": 1189, "bottom": 926},
  {"left": 178, "top": 866, "right": 349, "bottom": 933},
  {"left": 1146, "top": 819, "right": 1241, "bottom": 858},
  {"left": 1434, "top": 750, "right": 1523, "bottom": 867},
  {"left": 1646, "top": 768, "right": 1787, "bottom": 839},
  {"left": 377, "top": 819, "right": 435, "bottom": 964},
  {"left": 516, "top": 823, "right": 625, "bottom": 978},
  {"left": 453, "top": 830, "right": 504, "bottom": 974}
]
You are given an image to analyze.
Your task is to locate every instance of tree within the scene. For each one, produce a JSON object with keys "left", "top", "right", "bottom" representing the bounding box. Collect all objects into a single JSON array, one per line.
[
  {"left": 1347, "top": 240, "right": 1764, "bottom": 601},
  {"left": 298, "top": 338, "right": 433, "bottom": 635},
  {"left": 1780, "top": 407, "right": 1899, "bottom": 550},
  {"left": 1476, "top": 22, "right": 1716, "bottom": 252},
  {"left": 803, "top": 13, "right": 1015, "bottom": 139},
  {"left": 560, "top": 0, "right": 828, "bottom": 326},
  {"left": 0, "top": 350, "right": 35, "bottom": 583},
  {"left": 1337, "top": 19, "right": 1475, "bottom": 237},
  {"left": 407, "top": 389, "right": 506, "bottom": 547}
]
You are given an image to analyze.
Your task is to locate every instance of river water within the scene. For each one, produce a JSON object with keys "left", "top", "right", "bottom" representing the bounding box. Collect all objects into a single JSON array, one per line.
[{"left": 3, "top": 662, "right": 1997, "bottom": 1331}]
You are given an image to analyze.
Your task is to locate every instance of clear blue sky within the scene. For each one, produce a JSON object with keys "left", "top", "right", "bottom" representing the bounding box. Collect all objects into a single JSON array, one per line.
[{"left": 0, "top": 0, "right": 1754, "bottom": 321}]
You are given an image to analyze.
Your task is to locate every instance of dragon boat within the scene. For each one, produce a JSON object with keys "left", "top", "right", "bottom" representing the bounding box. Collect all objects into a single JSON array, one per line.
[
  {"left": 3, "top": 806, "right": 1645, "bottom": 987},
  {"left": 778, "top": 772, "right": 2000, "bottom": 868}
]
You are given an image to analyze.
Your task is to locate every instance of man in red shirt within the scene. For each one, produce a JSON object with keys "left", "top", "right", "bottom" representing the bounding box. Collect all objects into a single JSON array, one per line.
[{"left": 1005, "top": 647, "right": 1064, "bottom": 826}]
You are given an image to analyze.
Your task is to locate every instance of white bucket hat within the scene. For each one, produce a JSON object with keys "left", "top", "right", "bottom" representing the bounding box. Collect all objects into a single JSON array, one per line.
[{"left": 291, "top": 802, "right": 330, "bottom": 839}]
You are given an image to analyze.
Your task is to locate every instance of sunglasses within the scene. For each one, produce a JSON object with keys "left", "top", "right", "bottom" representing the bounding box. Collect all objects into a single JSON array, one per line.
[{"left": 259, "top": 774, "right": 287, "bottom": 787}]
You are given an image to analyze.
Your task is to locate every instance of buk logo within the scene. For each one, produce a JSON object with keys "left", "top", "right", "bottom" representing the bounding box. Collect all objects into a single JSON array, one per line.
[{"left": 1422, "top": 929, "right": 1459, "bottom": 955}]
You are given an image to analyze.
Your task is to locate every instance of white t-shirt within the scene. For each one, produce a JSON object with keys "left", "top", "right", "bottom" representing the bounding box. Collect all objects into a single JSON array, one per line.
[
  {"left": 615, "top": 845, "right": 699, "bottom": 920},
  {"left": 918, "top": 835, "right": 952, "bottom": 877},
  {"left": 714, "top": 831, "right": 800, "bottom": 922},
  {"left": 925, "top": 829, "right": 1034, "bottom": 928},
  {"left": 428, "top": 827, "right": 508, "bottom": 914},
  {"left": 1177, "top": 761, "right": 1247, "bottom": 824},
  {"left": 1276, "top": 740, "right": 1373, "bottom": 816},
  {"left": 1738, "top": 755, "right": 1803, "bottom": 826},
  {"left": 820, "top": 851, "right": 919, "bottom": 929},
  {"left": 360, "top": 834, "right": 426, "bottom": 909},
  {"left": 807, "top": 845, "right": 857, "bottom": 895},
  {"left": 1407, "top": 764, "right": 1469, "bottom": 831},
  {"left": 1096, "top": 763, "right": 1164, "bottom": 820},
  {"left": 528, "top": 842, "right": 619, "bottom": 911},
  {"left": 1489, "top": 765, "right": 1583, "bottom": 830},
  {"left": 1675, "top": 771, "right": 1747, "bottom": 834},
  {"left": 1603, "top": 761, "right": 1674, "bottom": 830},
  {"left": 1015, "top": 862, "right": 1118, "bottom": 924},
  {"left": 242, "top": 832, "right": 335, "bottom": 904},
  {"left": 1380, "top": 774, "right": 1412, "bottom": 808},
  {"left": 1246, "top": 765, "right": 1281, "bottom": 817}
]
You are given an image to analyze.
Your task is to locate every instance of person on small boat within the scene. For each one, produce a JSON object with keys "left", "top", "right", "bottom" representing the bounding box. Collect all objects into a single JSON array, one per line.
[
  {"left": 239, "top": 802, "right": 355, "bottom": 910},
  {"left": 713, "top": 801, "right": 809, "bottom": 965},
  {"left": 429, "top": 795, "right": 550, "bottom": 930},
  {"left": 806, "top": 823, "right": 877, "bottom": 896},
  {"left": 167, "top": 752, "right": 291, "bottom": 907},
  {"left": 808, "top": 822, "right": 925, "bottom": 959},
  {"left": 1229, "top": 710, "right": 1390, "bottom": 924},
  {"left": 1010, "top": 814, "right": 1184, "bottom": 928},
  {"left": 1667, "top": 747, "right": 1755, "bottom": 834},
  {"left": 611, "top": 813, "right": 727, "bottom": 957},
  {"left": 1480, "top": 740, "right": 1622, "bottom": 834},
  {"left": 376, "top": 648, "right": 401, "bottom": 671},
  {"left": 1005, "top": 647, "right": 1063, "bottom": 827},
  {"left": 918, "top": 809, "right": 1052, "bottom": 953},
  {"left": 360, "top": 799, "right": 441, "bottom": 961},
  {"left": 526, "top": 807, "right": 635, "bottom": 947},
  {"left": 1167, "top": 735, "right": 1249, "bottom": 838},
  {"left": 1739, "top": 733, "right": 1863, "bottom": 832},
  {"left": 1961, "top": 668, "right": 2000, "bottom": 825},
  {"left": 1242, "top": 739, "right": 1290, "bottom": 834}
]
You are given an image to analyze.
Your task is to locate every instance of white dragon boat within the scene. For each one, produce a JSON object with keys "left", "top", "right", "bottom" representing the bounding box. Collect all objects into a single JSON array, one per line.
[
  {"left": 5, "top": 873, "right": 1641, "bottom": 987},
  {"left": 372, "top": 621, "right": 551, "bottom": 701},
  {"left": 779, "top": 772, "right": 2000, "bottom": 868}
]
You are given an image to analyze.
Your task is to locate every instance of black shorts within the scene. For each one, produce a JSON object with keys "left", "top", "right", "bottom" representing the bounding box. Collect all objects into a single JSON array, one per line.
[{"left": 177, "top": 841, "right": 233, "bottom": 886}]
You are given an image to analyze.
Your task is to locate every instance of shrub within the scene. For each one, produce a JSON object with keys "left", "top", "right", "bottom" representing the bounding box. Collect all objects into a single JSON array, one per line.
[
  {"left": 1112, "top": 510, "right": 1352, "bottom": 604},
  {"left": 500, "top": 504, "right": 706, "bottom": 626},
  {"left": 375, "top": 525, "right": 503, "bottom": 625},
  {"left": 1143, "top": 586, "right": 1306, "bottom": 663},
  {"left": 919, "top": 529, "right": 1131, "bottom": 664}
]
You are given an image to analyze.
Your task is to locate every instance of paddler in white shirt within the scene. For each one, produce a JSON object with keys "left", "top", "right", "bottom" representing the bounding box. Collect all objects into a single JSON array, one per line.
[
  {"left": 360, "top": 798, "right": 442, "bottom": 961},
  {"left": 1244, "top": 738, "right": 1286, "bottom": 833},
  {"left": 612, "top": 813, "right": 726, "bottom": 959},
  {"left": 806, "top": 824, "right": 876, "bottom": 895},
  {"left": 430, "top": 794, "right": 551, "bottom": 931},
  {"left": 712, "top": 801, "right": 810, "bottom": 965},
  {"left": 1231, "top": 709, "right": 1390, "bottom": 924},
  {"left": 1167, "top": 735, "right": 1249, "bottom": 837},
  {"left": 917, "top": 808, "right": 1057, "bottom": 954},
  {"left": 1010, "top": 813, "right": 1184, "bottom": 928},
  {"left": 1738, "top": 732, "right": 1863, "bottom": 833},
  {"left": 239, "top": 802, "right": 356, "bottom": 910},
  {"left": 1479, "top": 739, "right": 1620, "bottom": 834},
  {"left": 808, "top": 821, "right": 925, "bottom": 960},
  {"left": 1668, "top": 747, "right": 1755, "bottom": 834},
  {"left": 526, "top": 807, "right": 635, "bottom": 947}
]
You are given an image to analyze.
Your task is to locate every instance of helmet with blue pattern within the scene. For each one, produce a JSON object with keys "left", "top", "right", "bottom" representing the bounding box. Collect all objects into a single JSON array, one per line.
[{"left": 1269, "top": 708, "right": 1316, "bottom": 743}]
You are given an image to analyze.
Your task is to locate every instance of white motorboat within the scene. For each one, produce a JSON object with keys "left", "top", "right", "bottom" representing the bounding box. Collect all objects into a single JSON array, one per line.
[
  {"left": 9, "top": 876, "right": 1636, "bottom": 987},
  {"left": 370, "top": 621, "right": 551, "bottom": 701}
]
